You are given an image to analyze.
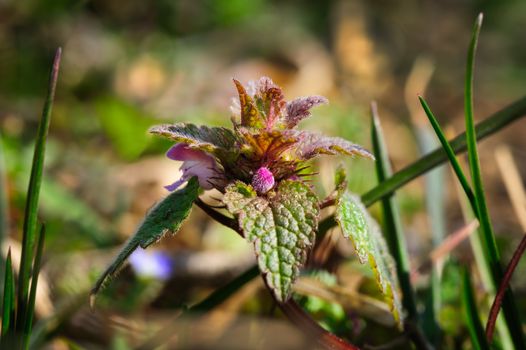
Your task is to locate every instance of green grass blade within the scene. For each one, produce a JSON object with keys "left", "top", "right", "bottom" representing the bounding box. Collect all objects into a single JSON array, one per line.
[
  {"left": 419, "top": 94, "right": 515, "bottom": 350},
  {"left": 370, "top": 102, "right": 417, "bottom": 320},
  {"left": 418, "top": 96, "right": 476, "bottom": 211},
  {"left": 1, "top": 249, "right": 15, "bottom": 340},
  {"left": 362, "top": 95, "right": 526, "bottom": 207},
  {"left": 16, "top": 48, "right": 61, "bottom": 331},
  {"left": 461, "top": 268, "right": 490, "bottom": 350},
  {"left": 22, "top": 225, "right": 46, "bottom": 350},
  {"left": 0, "top": 133, "right": 9, "bottom": 280},
  {"left": 463, "top": 15, "right": 525, "bottom": 347}
]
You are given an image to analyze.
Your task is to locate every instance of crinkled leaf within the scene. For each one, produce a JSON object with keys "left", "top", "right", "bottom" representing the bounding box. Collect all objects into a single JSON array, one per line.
[
  {"left": 90, "top": 177, "right": 200, "bottom": 301},
  {"left": 149, "top": 123, "right": 239, "bottom": 159},
  {"left": 287, "top": 131, "right": 374, "bottom": 160},
  {"left": 224, "top": 180, "right": 319, "bottom": 302},
  {"left": 335, "top": 190, "right": 402, "bottom": 325},
  {"left": 233, "top": 79, "right": 264, "bottom": 128},
  {"left": 285, "top": 96, "right": 328, "bottom": 128}
]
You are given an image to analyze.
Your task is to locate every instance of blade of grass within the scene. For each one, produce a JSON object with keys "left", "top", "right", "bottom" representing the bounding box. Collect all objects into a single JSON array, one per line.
[
  {"left": 0, "top": 133, "right": 9, "bottom": 281},
  {"left": 1, "top": 249, "right": 15, "bottom": 340},
  {"left": 418, "top": 96, "right": 476, "bottom": 211},
  {"left": 452, "top": 162, "right": 514, "bottom": 350},
  {"left": 462, "top": 268, "right": 490, "bottom": 350},
  {"left": 464, "top": 14, "right": 525, "bottom": 348},
  {"left": 370, "top": 102, "right": 417, "bottom": 320},
  {"left": 16, "top": 48, "right": 61, "bottom": 332},
  {"left": 363, "top": 94, "right": 526, "bottom": 207},
  {"left": 370, "top": 103, "right": 433, "bottom": 349},
  {"left": 22, "top": 224, "right": 46, "bottom": 350}
]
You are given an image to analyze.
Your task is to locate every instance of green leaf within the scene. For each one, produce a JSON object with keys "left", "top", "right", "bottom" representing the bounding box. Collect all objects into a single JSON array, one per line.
[
  {"left": 90, "top": 177, "right": 200, "bottom": 302},
  {"left": 1, "top": 249, "right": 15, "bottom": 340},
  {"left": 149, "top": 123, "right": 239, "bottom": 159},
  {"left": 463, "top": 14, "right": 524, "bottom": 348},
  {"left": 224, "top": 180, "right": 319, "bottom": 302},
  {"left": 335, "top": 189, "right": 402, "bottom": 326},
  {"left": 17, "top": 48, "right": 61, "bottom": 332},
  {"left": 461, "top": 268, "right": 490, "bottom": 350}
]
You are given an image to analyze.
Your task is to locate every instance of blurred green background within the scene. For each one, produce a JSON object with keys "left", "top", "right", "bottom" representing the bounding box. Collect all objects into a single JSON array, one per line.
[{"left": 1, "top": 0, "right": 526, "bottom": 348}]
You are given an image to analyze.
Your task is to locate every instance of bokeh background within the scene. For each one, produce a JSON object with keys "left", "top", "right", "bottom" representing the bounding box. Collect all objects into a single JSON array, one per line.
[{"left": 1, "top": 0, "right": 526, "bottom": 348}]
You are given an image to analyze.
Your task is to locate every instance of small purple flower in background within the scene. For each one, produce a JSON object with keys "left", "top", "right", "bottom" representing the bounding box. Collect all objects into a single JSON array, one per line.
[
  {"left": 129, "top": 248, "right": 173, "bottom": 280},
  {"left": 165, "top": 143, "right": 226, "bottom": 191}
]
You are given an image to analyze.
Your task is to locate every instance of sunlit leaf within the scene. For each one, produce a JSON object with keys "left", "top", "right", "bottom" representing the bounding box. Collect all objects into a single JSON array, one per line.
[
  {"left": 233, "top": 79, "right": 264, "bottom": 128},
  {"left": 149, "top": 123, "right": 239, "bottom": 159},
  {"left": 335, "top": 188, "right": 402, "bottom": 325},
  {"left": 224, "top": 180, "right": 319, "bottom": 302},
  {"left": 90, "top": 177, "right": 200, "bottom": 301},
  {"left": 285, "top": 96, "right": 328, "bottom": 128},
  {"left": 287, "top": 131, "right": 373, "bottom": 160}
]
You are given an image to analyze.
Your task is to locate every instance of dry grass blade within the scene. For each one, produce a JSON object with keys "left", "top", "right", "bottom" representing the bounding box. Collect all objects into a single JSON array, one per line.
[{"left": 494, "top": 146, "right": 526, "bottom": 231}]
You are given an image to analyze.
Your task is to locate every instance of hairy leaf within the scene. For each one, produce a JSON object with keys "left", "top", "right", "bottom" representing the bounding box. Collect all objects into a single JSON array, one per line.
[
  {"left": 224, "top": 180, "right": 319, "bottom": 302},
  {"left": 90, "top": 177, "right": 200, "bottom": 301},
  {"left": 233, "top": 79, "right": 264, "bottom": 128},
  {"left": 149, "top": 123, "right": 239, "bottom": 158},
  {"left": 287, "top": 131, "right": 374, "bottom": 160},
  {"left": 285, "top": 96, "right": 328, "bottom": 128},
  {"left": 335, "top": 189, "right": 402, "bottom": 325}
]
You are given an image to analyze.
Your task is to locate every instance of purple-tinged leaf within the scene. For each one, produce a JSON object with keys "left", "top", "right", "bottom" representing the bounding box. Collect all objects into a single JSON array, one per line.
[
  {"left": 288, "top": 131, "right": 374, "bottom": 160},
  {"left": 285, "top": 96, "right": 328, "bottom": 128},
  {"left": 149, "top": 123, "right": 239, "bottom": 159}
]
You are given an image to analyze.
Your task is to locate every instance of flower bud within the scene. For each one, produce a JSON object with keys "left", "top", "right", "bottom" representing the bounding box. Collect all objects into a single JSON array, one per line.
[{"left": 252, "top": 167, "right": 275, "bottom": 194}]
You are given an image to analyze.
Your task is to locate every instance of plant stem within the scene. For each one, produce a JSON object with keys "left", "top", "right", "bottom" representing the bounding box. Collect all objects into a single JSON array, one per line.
[{"left": 486, "top": 234, "right": 526, "bottom": 344}]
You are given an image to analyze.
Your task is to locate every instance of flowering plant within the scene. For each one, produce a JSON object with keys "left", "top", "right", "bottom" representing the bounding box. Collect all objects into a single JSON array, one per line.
[{"left": 91, "top": 77, "right": 402, "bottom": 325}]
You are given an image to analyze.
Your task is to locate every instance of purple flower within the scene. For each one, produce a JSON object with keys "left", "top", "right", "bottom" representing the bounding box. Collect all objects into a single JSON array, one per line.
[
  {"left": 129, "top": 248, "right": 173, "bottom": 280},
  {"left": 165, "top": 143, "right": 226, "bottom": 191},
  {"left": 251, "top": 166, "right": 275, "bottom": 194}
]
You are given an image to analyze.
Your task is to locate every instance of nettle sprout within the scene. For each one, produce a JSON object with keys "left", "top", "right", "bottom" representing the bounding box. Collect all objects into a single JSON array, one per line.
[{"left": 91, "top": 76, "right": 402, "bottom": 326}]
